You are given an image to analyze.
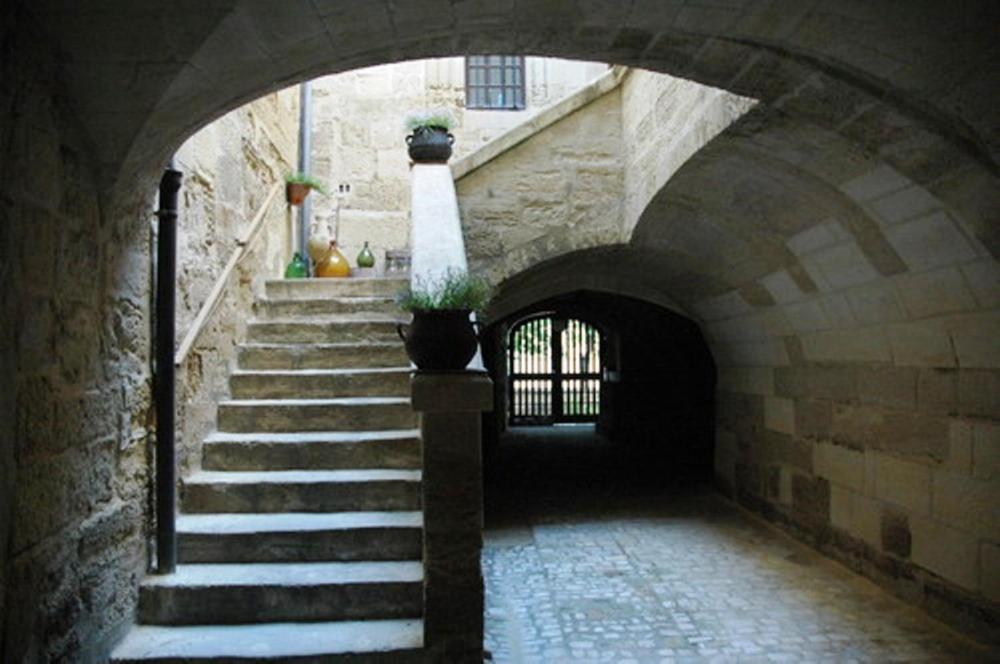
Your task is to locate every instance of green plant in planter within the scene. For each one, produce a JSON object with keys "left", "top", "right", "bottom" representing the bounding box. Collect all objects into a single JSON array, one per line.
[
  {"left": 403, "top": 109, "right": 456, "bottom": 133},
  {"left": 396, "top": 269, "right": 491, "bottom": 312},
  {"left": 285, "top": 172, "right": 328, "bottom": 194},
  {"left": 404, "top": 109, "right": 457, "bottom": 163},
  {"left": 396, "top": 270, "right": 492, "bottom": 370},
  {"left": 285, "top": 172, "right": 327, "bottom": 205}
]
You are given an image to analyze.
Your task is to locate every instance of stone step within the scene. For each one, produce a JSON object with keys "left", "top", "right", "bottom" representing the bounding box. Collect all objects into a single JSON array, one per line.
[
  {"left": 266, "top": 278, "right": 408, "bottom": 300},
  {"left": 216, "top": 398, "right": 416, "bottom": 433},
  {"left": 247, "top": 318, "right": 404, "bottom": 344},
  {"left": 229, "top": 368, "right": 410, "bottom": 400},
  {"left": 238, "top": 342, "right": 410, "bottom": 370},
  {"left": 202, "top": 430, "right": 421, "bottom": 471},
  {"left": 260, "top": 296, "right": 399, "bottom": 318},
  {"left": 110, "top": 619, "right": 424, "bottom": 663},
  {"left": 182, "top": 470, "right": 422, "bottom": 513},
  {"left": 137, "top": 561, "right": 423, "bottom": 625},
  {"left": 177, "top": 512, "right": 422, "bottom": 563}
]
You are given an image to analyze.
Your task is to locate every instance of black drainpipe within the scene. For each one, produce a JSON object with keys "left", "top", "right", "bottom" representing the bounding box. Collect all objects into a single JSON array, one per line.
[{"left": 154, "top": 166, "right": 182, "bottom": 574}]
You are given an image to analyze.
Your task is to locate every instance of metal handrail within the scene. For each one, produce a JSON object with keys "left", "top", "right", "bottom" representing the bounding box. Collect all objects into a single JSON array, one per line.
[{"left": 173, "top": 181, "right": 283, "bottom": 367}]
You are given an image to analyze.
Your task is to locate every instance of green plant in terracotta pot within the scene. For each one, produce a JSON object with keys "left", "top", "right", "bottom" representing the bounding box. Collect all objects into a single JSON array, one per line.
[
  {"left": 396, "top": 269, "right": 491, "bottom": 371},
  {"left": 285, "top": 172, "right": 327, "bottom": 206}
]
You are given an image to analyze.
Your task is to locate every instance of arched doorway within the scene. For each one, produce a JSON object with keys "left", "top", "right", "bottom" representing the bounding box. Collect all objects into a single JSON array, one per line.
[{"left": 508, "top": 314, "right": 604, "bottom": 426}]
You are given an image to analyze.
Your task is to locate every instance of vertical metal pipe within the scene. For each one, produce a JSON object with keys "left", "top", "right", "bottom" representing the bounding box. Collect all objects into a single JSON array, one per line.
[
  {"left": 297, "top": 81, "right": 313, "bottom": 261},
  {"left": 155, "top": 166, "right": 182, "bottom": 574}
]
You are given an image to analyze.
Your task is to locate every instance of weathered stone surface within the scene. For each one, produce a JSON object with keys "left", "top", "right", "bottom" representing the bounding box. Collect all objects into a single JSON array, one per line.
[
  {"left": 881, "top": 510, "right": 912, "bottom": 558},
  {"left": 814, "top": 442, "right": 866, "bottom": 493},
  {"left": 917, "top": 368, "right": 958, "bottom": 414},
  {"left": 201, "top": 431, "right": 421, "bottom": 472},
  {"left": 182, "top": 470, "right": 422, "bottom": 513},
  {"left": 413, "top": 372, "right": 492, "bottom": 660},
  {"left": 458, "top": 89, "right": 626, "bottom": 284},
  {"left": 764, "top": 396, "right": 795, "bottom": 435},
  {"left": 972, "top": 421, "right": 1000, "bottom": 481},
  {"left": 957, "top": 370, "right": 1000, "bottom": 418},
  {"left": 931, "top": 471, "right": 1000, "bottom": 539},
  {"left": 177, "top": 512, "right": 423, "bottom": 563},
  {"left": 795, "top": 398, "right": 833, "bottom": 441},
  {"left": 856, "top": 365, "right": 917, "bottom": 410},
  {"left": 791, "top": 473, "right": 830, "bottom": 530},
  {"left": 910, "top": 515, "right": 979, "bottom": 591},
  {"left": 138, "top": 561, "right": 423, "bottom": 624},
  {"left": 873, "top": 454, "right": 931, "bottom": 515},
  {"left": 981, "top": 542, "right": 1000, "bottom": 603}
]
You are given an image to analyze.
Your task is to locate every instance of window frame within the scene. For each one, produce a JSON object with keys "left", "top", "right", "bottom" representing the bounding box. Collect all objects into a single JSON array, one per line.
[{"left": 464, "top": 55, "right": 526, "bottom": 111}]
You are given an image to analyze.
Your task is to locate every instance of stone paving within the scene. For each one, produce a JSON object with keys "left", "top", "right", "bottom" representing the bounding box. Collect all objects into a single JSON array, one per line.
[{"left": 482, "top": 426, "right": 995, "bottom": 663}]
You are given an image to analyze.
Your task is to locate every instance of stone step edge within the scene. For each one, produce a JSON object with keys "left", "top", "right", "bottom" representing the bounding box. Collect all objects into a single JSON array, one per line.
[
  {"left": 176, "top": 511, "right": 424, "bottom": 534},
  {"left": 266, "top": 277, "right": 408, "bottom": 285},
  {"left": 184, "top": 469, "right": 422, "bottom": 484},
  {"left": 110, "top": 618, "right": 424, "bottom": 661},
  {"left": 140, "top": 560, "right": 424, "bottom": 588},
  {"left": 204, "top": 429, "right": 420, "bottom": 444},
  {"left": 261, "top": 295, "right": 397, "bottom": 303},
  {"left": 230, "top": 367, "right": 410, "bottom": 377},
  {"left": 248, "top": 316, "right": 406, "bottom": 325},
  {"left": 219, "top": 397, "right": 411, "bottom": 407},
  {"left": 237, "top": 341, "right": 404, "bottom": 352}
]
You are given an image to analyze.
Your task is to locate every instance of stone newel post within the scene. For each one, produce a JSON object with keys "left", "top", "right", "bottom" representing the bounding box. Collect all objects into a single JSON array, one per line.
[{"left": 412, "top": 371, "right": 493, "bottom": 662}]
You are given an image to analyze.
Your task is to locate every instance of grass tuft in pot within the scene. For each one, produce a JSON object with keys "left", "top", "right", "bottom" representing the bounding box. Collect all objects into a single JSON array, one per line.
[{"left": 396, "top": 269, "right": 491, "bottom": 312}]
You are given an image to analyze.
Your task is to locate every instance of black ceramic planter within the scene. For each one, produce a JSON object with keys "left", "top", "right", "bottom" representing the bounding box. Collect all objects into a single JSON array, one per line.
[
  {"left": 396, "top": 309, "right": 478, "bottom": 371},
  {"left": 406, "top": 126, "right": 455, "bottom": 163}
]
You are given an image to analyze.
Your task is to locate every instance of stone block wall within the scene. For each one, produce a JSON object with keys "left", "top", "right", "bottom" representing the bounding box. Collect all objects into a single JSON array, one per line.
[
  {"left": 620, "top": 69, "right": 756, "bottom": 237},
  {"left": 308, "top": 58, "right": 607, "bottom": 271},
  {"left": 708, "top": 177, "right": 1000, "bottom": 634},
  {"left": 0, "top": 7, "right": 299, "bottom": 658},
  {"left": 1, "top": 7, "right": 152, "bottom": 661},
  {"left": 456, "top": 88, "right": 625, "bottom": 284},
  {"left": 172, "top": 89, "right": 298, "bottom": 475}
]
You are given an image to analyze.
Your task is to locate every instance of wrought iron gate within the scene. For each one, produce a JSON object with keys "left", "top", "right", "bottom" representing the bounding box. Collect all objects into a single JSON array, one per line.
[{"left": 508, "top": 315, "right": 602, "bottom": 425}]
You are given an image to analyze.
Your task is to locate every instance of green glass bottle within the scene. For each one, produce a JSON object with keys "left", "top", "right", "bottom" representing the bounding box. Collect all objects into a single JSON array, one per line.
[
  {"left": 284, "top": 252, "right": 309, "bottom": 279},
  {"left": 356, "top": 241, "right": 375, "bottom": 269}
]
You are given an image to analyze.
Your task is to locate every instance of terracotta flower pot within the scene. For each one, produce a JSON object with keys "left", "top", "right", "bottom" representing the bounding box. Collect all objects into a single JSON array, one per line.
[{"left": 286, "top": 182, "right": 311, "bottom": 206}]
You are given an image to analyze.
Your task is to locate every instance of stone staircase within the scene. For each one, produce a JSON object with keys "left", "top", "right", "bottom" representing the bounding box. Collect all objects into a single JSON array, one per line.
[{"left": 111, "top": 277, "right": 428, "bottom": 662}]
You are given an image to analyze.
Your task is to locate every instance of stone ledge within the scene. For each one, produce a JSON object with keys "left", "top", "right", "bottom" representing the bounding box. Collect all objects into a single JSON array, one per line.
[{"left": 451, "top": 66, "right": 627, "bottom": 181}]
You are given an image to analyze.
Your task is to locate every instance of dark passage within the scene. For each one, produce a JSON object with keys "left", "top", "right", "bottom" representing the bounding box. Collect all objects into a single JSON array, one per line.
[{"left": 482, "top": 290, "right": 717, "bottom": 515}]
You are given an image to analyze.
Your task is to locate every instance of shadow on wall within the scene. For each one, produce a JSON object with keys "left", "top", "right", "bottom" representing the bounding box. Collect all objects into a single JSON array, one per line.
[{"left": 480, "top": 290, "right": 717, "bottom": 503}]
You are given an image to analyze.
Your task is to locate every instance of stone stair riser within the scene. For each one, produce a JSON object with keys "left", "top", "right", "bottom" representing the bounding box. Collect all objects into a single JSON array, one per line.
[
  {"left": 262, "top": 298, "right": 399, "bottom": 318},
  {"left": 179, "top": 528, "right": 422, "bottom": 564},
  {"left": 248, "top": 321, "right": 401, "bottom": 345},
  {"left": 230, "top": 372, "right": 410, "bottom": 399},
  {"left": 217, "top": 403, "right": 416, "bottom": 433},
  {"left": 110, "top": 619, "right": 426, "bottom": 663},
  {"left": 139, "top": 582, "right": 422, "bottom": 625},
  {"left": 265, "top": 279, "right": 408, "bottom": 299},
  {"left": 113, "top": 648, "right": 427, "bottom": 664},
  {"left": 182, "top": 481, "right": 421, "bottom": 513},
  {"left": 238, "top": 345, "right": 409, "bottom": 370},
  {"left": 203, "top": 439, "right": 421, "bottom": 471}
]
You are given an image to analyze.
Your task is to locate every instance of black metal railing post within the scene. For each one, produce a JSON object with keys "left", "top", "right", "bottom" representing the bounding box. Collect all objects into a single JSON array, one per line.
[{"left": 155, "top": 167, "right": 182, "bottom": 574}]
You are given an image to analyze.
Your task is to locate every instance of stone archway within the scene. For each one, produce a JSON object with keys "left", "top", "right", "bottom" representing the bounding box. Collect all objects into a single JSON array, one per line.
[{"left": 4, "top": 2, "right": 1000, "bottom": 659}]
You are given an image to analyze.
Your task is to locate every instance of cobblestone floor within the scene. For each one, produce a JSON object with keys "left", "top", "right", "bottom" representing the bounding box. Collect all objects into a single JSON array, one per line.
[{"left": 482, "top": 426, "right": 995, "bottom": 663}]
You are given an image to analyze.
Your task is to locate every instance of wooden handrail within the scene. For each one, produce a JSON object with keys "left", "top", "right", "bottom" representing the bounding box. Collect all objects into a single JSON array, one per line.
[{"left": 174, "top": 181, "right": 283, "bottom": 367}]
